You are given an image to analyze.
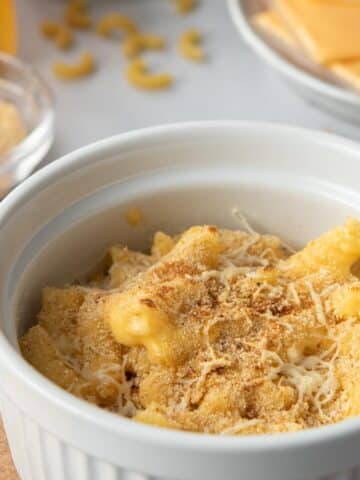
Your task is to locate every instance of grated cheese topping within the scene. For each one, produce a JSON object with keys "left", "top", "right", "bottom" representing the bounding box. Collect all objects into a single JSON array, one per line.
[{"left": 20, "top": 217, "right": 360, "bottom": 435}]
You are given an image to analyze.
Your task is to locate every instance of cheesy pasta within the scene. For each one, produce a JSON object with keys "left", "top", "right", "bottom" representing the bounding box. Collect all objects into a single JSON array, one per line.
[{"left": 21, "top": 218, "right": 360, "bottom": 435}]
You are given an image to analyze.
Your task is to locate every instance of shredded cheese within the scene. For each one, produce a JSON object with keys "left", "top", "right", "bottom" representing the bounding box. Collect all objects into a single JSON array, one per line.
[
  {"left": 221, "top": 419, "right": 262, "bottom": 435},
  {"left": 306, "top": 280, "right": 327, "bottom": 325},
  {"left": 21, "top": 220, "right": 360, "bottom": 435}
]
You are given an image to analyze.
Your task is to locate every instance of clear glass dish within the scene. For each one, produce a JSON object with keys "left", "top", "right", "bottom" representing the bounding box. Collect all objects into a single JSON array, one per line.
[{"left": 0, "top": 53, "right": 55, "bottom": 198}]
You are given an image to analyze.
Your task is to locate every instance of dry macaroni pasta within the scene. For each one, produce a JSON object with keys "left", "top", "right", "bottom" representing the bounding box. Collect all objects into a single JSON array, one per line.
[
  {"left": 125, "top": 207, "right": 143, "bottom": 227},
  {"left": 126, "top": 59, "right": 173, "bottom": 90},
  {"left": 97, "top": 14, "right": 138, "bottom": 37},
  {"left": 52, "top": 52, "right": 95, "bottom": 80},
  {"left": 39, "top": 1, "right": 206, "bottom": 89},
  {"left": 65, "top": 0, "right": 92, "bottom": 29},
  {"left": 175, "top": 0, "right": 197, "bottom": 14},
  {"left": 179, "top": 29, "right": 205, "bottom": 62},
  {"left": 122, "top": 33, "right": 165, "bottom": 59},
  {"left": 40, "top": 21, "right": 73, "bottom": 50},
  {"left": 20, "top": 218, "right": 360, "bottom": 435}
]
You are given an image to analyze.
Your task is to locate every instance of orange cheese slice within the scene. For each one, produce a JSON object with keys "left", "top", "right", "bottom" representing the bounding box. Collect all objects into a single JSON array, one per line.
[
  {"left": 253, "top": 10, "right": 298, "bottom": 48},
  {"left": 253, "top": 9, "right": 360, "bottom": 91},
  {"left": 0, "top": 0, "right": 17, "bottom": 55},
  {"left": 274, "top": 0, "right": 360, "bottom": 63}
]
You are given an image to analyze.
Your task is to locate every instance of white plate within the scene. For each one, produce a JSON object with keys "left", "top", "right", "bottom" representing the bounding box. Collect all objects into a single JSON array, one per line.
[{"left": 227, "top": 0, "right": 360, "bottom": 124}]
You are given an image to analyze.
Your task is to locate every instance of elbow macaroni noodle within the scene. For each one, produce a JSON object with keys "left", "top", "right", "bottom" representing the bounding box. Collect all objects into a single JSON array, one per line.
[
  {"left": 105, "top": 293, "right": 178, "bottom": 365},
  {"left": 151, "top": 231, "right": 176, "bottom": 257},
  {"left": 52, "top": 52, "right": 95, "bottom": 80},
  {"left": 179, "top": 29, "right": 205, "bottom": 62},
  {"left": 284, "top": 218, "right": 360, "bottom": 276},
  {"left": 175, "top": 0, "right": 197, "bottom": 14},
  {"left": 97, "top": 14, "right": 138, "bottom": 37},
  {"left": 122, "top": 33, "right": 165, "bottom": 59},
  {"left": 65, "top": 0, "right": 92, "bottom": 29},
  {"left": 40, "top": 22, "right": 73, "bottom": 50},
  {"left": 126, "top": 58, "right": 173, "bottom": 90},
  {"left": 40, "top": 1, "right": 205, "bottom": 89},
  {"left": 125, "top": 207, "right": 143, "bottom": 227}
]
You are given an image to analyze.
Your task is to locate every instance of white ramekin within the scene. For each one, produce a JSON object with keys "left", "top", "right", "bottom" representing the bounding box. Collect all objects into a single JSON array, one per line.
[
  {"left": 1, "top": 122, "right": 360, "bottom": 480},
  {"left": 227, "top": 0, "right": 360, "bottom": 124}
]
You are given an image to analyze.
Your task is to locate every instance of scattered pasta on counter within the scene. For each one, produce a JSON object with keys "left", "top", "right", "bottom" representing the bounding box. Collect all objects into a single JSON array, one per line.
[
  {"left": 122, "top": 33, "right": 166, "bottom": 59},
  {"left": 40, "top": 21, "right": 74, "bottom": 50},
  {"left": 174, "top": 0, "right": 197, "bottom": 15},
  {"left": 97, "top": 13, "right": 138, "bottom": 38},
  {"left": 126, "top": 58, "right": 173, "bottom": 90},
  {"left": 179, "top": 29, "right": 205, "bottom": 62},
  {"left": 52, "top": 52, "right": 95, "bottom": 80},
  {"left": 65, "top": 0, "right": 92, "bottom": 29},
  {"left": 40, "top": 1, "right": 203, "bottom": 89}
]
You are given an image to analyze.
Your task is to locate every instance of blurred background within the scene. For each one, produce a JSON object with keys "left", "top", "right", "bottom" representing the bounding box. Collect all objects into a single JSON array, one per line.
[{"left": 14, "top": 0, "right": 360, "bottom": 166}]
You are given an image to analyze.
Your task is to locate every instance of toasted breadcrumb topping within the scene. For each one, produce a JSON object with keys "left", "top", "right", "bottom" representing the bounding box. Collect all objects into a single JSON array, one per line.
[{"left": 21, "top": 219, "right": 360, "bottom": 435}]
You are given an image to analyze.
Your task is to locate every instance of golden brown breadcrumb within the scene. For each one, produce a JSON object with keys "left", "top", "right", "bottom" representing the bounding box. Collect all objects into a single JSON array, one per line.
[{"left": 20, "top": 221, "right": 360, "bottom": 435}]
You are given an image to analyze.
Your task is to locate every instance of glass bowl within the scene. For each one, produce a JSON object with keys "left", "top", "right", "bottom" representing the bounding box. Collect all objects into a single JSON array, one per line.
[{"left": 0, "top": 52, "right": 54, "bottom": 198}]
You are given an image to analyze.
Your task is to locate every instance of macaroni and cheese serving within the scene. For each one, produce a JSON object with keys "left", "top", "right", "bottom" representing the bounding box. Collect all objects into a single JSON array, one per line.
[{"left": 21, "top": 219, "right": 360, "bottom": 435}]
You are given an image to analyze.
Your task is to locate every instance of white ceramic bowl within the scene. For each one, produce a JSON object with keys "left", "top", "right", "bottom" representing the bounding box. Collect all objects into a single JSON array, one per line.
[
  {"left": 227, "top": 0, "right": 360, "bottom": 124},
  {"left": 1, "top": 122, "right": 360, "bottom": 480}
]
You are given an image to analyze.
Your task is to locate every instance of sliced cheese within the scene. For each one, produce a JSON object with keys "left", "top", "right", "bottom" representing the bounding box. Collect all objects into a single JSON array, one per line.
[
  {"left": 253, "top": 9, "right": 360, "bottom": 92},
  {"left": 275, "top": 0, "right": 360, "bottom": 63},
  {"left": 253, "top": 10, "right": 298, "bottom": 48}
]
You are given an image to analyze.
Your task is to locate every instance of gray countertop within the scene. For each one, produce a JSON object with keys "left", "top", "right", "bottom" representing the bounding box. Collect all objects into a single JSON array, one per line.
[{"left": 18, "top": 0, "right": 360, "bottom": 166}]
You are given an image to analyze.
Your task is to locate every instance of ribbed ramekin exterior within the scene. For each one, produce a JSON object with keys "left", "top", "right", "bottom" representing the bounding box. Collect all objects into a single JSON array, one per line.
[
  {"left": 2, "top": 385, "right": 360, "bottom": 480},
  {"left": 0, "top": 395, "right": 156, "bottom": 480}
]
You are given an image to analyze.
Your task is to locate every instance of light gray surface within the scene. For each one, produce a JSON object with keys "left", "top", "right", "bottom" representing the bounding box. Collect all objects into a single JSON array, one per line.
[{"left": 18, "top": 0, "right": 360, "bottom": 166}]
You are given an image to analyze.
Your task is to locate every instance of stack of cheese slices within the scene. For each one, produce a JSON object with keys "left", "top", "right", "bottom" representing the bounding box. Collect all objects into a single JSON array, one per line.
[{"left": 253, "top": 0, "right": 360, "bottom": 91}]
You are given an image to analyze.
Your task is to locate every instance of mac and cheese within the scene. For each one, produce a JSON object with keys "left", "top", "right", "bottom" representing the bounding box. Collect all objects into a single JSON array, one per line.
[{"left": 21, "top": 219, "right": 360, "bottom": 434}]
